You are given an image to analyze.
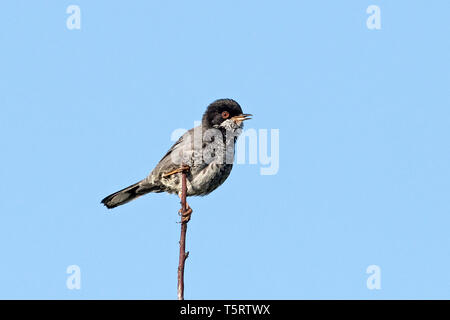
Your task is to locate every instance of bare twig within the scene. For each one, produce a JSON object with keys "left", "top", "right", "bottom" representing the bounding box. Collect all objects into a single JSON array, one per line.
[{"left": 177, "top": 168, "right": 189, "bottom": 300}]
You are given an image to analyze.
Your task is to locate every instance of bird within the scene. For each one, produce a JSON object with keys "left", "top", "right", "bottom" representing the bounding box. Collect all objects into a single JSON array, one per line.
[{"left": 101, "top": 98, "right": 252, "bottom": 221}]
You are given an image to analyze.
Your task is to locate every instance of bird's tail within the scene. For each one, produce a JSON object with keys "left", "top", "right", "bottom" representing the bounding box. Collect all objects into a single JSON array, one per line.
[{"left": 101, "top": 181, "right": 158, "bottom": 209}]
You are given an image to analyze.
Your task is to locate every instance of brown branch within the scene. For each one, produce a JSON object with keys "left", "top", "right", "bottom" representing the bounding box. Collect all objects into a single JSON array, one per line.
[{"left": 177, "top": 168, "right": 189, "bottom": 300}]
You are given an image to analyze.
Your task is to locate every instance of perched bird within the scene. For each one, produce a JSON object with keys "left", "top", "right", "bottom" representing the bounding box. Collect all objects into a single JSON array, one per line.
[{"left": 101, "top": 98, "right": 252, "bottom": 220}]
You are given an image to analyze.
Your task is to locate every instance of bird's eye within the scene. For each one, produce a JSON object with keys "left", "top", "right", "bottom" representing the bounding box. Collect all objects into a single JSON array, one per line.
[{"left": 221, "top": 111, "right": 230, "bottom": 119}]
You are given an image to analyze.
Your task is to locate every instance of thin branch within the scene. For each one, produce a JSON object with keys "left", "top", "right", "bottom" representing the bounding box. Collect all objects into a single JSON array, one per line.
[{"left": 177, "top": 168, "right": 189, "bottom": 300}]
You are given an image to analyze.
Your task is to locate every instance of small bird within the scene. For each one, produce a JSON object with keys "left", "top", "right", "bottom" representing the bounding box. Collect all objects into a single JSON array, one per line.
[{"left": 101, "top": 98, "right": 252, "bottom": 220}]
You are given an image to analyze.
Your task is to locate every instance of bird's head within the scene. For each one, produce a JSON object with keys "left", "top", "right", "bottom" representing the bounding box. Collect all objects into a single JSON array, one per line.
[{"left": 202, "top": 98, "right": 252, "bottom": 129}]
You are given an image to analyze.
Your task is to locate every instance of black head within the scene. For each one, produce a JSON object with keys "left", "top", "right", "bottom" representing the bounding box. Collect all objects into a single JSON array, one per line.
[{"left": 202, "top": 99, "right": 251, "bottom": 128}]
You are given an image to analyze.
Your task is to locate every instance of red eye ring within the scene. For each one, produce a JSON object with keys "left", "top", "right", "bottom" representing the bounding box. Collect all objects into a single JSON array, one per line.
[{"left": 221, "top": 111, "right": 230, "bottom": 119}]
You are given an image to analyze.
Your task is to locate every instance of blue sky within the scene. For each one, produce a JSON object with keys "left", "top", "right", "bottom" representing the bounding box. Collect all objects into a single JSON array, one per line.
[{"left": 1, "top": 0, "right": 449, "bottom": 299}]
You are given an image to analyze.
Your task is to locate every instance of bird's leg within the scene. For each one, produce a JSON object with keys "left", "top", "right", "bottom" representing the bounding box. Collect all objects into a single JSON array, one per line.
[
  {"left": 162, "top": 165, "right": 190, "bottom": 178},
  {"left": 178, "top": 191, "right": 193, "bottom": 223}
]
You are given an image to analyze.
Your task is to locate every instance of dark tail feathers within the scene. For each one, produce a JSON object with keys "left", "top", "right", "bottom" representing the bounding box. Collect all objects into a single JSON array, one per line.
[{"left": 101, "top": 181, "right": 154, "bottom": 209}]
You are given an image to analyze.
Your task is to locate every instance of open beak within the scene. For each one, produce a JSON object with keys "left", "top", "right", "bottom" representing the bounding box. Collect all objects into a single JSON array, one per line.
[{"left": 231, "top": 113, "right": 253, "bottom": 124}]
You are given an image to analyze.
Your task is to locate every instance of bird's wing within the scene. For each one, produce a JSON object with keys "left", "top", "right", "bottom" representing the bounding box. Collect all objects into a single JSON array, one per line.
[
  {"left": 144, "top": 127, "right": 198, "bottom": 185},
  {"left": 160, "top": 128, "right": 192, "bottom": 161}
]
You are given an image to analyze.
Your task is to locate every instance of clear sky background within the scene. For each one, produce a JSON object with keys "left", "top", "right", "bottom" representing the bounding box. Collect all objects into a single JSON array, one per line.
[{"left": 1, "top": 1, "right": 449, "bottom": 299}]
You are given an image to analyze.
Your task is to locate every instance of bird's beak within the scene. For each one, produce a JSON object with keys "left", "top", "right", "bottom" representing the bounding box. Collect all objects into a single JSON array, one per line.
[{"left": 231, "top": 114, "right": 252, "bottom": 125}]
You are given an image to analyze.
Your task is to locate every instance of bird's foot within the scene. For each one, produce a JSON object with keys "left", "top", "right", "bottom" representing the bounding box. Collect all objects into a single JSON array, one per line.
[
  {"left": 179, "top": 207, "right": 193, "bottom": 223},
  {"left": 162, "top": 165, "right": 190, "bottom": 178},
  {"left": 178, "top": 201, "right": 192, "bottom": 223}
]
